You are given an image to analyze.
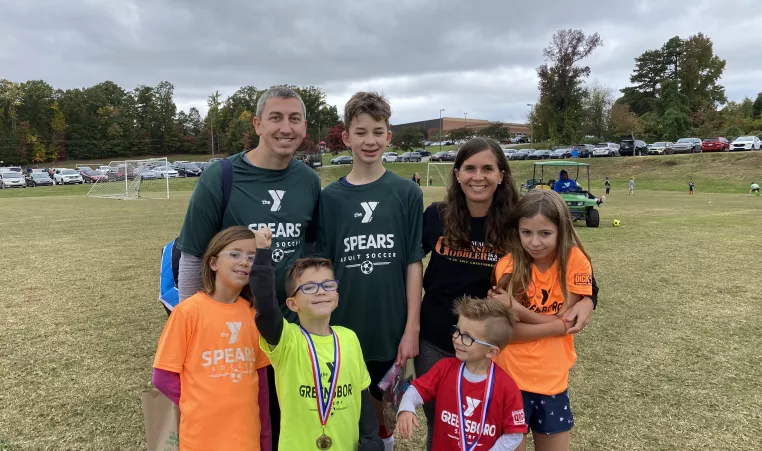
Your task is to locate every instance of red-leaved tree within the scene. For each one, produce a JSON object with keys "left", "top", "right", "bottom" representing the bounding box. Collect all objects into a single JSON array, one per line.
[{"left": 324, "top": 123, "right": 346, "bottom": 154}]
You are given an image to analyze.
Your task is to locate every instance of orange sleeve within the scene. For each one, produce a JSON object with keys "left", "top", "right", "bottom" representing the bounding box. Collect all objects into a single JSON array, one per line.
[
  {"left": 153, "top": 306, "right": 193, "bottom": 373},
  {"left": 492, "top": 253, "right": 514, "bottom": 285},
  {"left": 251, "top": 309, "right": 271, "bottom": 370},
  {"left": 566, "top": 247, "right": 593, "bottom": 296}
]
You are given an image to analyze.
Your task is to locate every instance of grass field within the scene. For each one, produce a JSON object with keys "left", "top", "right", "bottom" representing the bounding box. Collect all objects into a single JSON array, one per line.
[{"left": 1, "top": 157, "right": 762, "bottom": 450}]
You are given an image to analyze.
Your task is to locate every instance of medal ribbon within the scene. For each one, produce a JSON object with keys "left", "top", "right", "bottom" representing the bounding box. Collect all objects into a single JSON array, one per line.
[
  {"left": 300, "top": 326, "right": 341, "bottom": 427},
  {"left": 457, "top": 362, "right": 495, "bottom": 451}
]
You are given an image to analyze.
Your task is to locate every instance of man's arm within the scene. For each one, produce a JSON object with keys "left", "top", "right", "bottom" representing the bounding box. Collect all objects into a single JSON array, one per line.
[{"left": 178, "top": 252, "right": 203, "bottom": 301}]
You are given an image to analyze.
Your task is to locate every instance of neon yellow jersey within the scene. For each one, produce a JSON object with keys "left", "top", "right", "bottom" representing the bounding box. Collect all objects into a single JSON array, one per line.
[{"left": 261, "top": 319, "right": 371, "bottom": 451}]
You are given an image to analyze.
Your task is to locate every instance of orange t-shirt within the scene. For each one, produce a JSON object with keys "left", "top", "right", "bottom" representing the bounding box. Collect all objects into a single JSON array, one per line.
[
  {"left": 492, "top": 247, "right": 592, "bottom": 395},
  {"left": 153, "top": 292, "right": 271, "bottom": 451}
]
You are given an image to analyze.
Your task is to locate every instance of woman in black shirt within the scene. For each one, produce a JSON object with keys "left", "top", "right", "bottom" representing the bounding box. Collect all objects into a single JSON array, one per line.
[{"left": 417, "top": 138, "right": 599, "bottom": 450}]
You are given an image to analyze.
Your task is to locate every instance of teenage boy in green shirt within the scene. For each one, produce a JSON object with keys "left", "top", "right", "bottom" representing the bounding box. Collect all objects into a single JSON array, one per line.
[{"left": 316, "top": 92, "right": 424, "bottom": 451}]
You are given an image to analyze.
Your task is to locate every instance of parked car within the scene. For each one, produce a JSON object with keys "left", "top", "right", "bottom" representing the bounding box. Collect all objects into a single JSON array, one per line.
[
  {"left": 647, "top": 142, "right": 674, "bottom": 155},
  {"left": 25, "top": 172, "right": 54, "bottom": 187},
  {"left": 195, "top": 162, "right": 212, "bottom": 172},
  {"left": 701, "top": 137, "right": 730, "bottom": 152},
  {"left": 82, "top": 170, "right": 108, "bottom": 183},
  {"left": 593, "top": 143, "right": 620, "bottom": 157},
  {"left": 176, "top": 162, "right": 202, "bottom": 177},
  {"left": 511, "top": 149, "right": 532, "bottom": 160},
  {"left": 527, "top": 149, "right": 552, "bottom": 160},
  {"left": 152, "top": 166, "right": 180, "bottom": 178},
  {"left": 730, "top": 136, "right": 762, "bottom": 151},
  {"left": 382, "top": 152, "right": 398, "bottom": 163},
  {"left": 503, "top": 149, "right": 517, "bottom": 160},
  {"left": 430, "top": 151, "right": 448, "bottom": 162},
  {"left": 672, "top": 138, "right": 702, "bottom": 154},
  {"left": 400, "top": 152, "right": 422, "bottom": 162},
  {"left": 1, "top": 166, "right": 22, "bottom": 173},
  {"left": 54, "top": 169, "right": 84, "bottom": 185},
  {"left": 417, "top": 150, "right": 431, "bottom": 157},
  {"left": 550, "top": 148, "right": 572, "bottom": 159},
  {"left": 209, "top": 157, "right": 223, "bottom": 163},
  {"left": 0, "top": 172, "right": 27, "bottom": 188},
  {"left": 135, "top": 167, "right": 158, "bottom": 180},
  {"left": 619, "top": 139, "right": 648, "bottom": 156},
  {"left": 331, "top": 155, "right": 353, "bottom": 165},
  {"left": 570, "top": 144, "right": 594, "bottom": 158},
  {"left": 511, "top": 136, "right": 529, "bottom": 144},
  {"left": 442, "top": 151, "right": 457, "bottom": 162}
]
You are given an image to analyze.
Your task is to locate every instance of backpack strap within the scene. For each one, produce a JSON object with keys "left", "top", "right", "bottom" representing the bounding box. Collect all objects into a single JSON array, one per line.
[{"left": 220, "top": 158, "right": 233, "bottom": 215}]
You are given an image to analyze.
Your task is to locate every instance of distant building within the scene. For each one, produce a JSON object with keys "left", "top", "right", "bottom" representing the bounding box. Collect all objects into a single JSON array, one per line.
[{"left": 391, "top": 117, "right": 529, "bottom": 140}]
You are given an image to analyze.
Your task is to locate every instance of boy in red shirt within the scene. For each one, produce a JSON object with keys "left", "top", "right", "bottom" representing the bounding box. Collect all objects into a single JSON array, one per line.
[{"left": 396, "top": 297, "right": 526, "bottom": 450}]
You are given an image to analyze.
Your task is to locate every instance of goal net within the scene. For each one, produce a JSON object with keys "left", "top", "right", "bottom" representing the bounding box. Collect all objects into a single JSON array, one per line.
[
  {"left": 426, "top": 162, "right": 454, "bottom": 187},
  {"left": 87, "top": 157, "right": 171, "bottom": 200}
]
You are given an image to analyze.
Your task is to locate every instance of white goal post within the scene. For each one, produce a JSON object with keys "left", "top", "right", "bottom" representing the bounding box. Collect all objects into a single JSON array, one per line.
[
  {"left": 426, "top": 162, "right": 454, "bottom": 187},
  {"left": 87, "top": 157, "right": 171, "bottom": 200}
]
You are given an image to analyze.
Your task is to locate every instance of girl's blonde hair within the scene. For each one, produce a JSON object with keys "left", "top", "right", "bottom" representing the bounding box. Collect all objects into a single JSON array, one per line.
[
  {"left": 201, "top": 226, "right": 257, "bottom": 302},
  {"left": 498, "top": 190, "right": 590, "bottom": 315}
]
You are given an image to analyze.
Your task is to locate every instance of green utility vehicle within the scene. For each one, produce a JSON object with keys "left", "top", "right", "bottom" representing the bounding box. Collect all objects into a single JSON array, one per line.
[{"left": 520, "top": 161, "right": 601, "bottom": 228}]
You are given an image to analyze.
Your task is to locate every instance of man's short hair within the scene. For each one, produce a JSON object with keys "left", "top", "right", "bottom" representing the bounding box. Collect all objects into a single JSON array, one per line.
[
  {"left": 343, "top": 92, "right": 391, "bottom": 131},
  {"left": 256, "top": 86, "right": 307, "bottom": 119},
  {"left": 286, "top": 258, "right": 334, "bottom": 297},
  {"left": 454, "top": 296, "right": 516, "bottom": 349}
]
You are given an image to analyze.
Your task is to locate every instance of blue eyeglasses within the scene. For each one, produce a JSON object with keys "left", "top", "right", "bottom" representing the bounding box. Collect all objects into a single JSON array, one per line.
[{"left": 290, "top": 280, "right": 339, "bottom": 297}]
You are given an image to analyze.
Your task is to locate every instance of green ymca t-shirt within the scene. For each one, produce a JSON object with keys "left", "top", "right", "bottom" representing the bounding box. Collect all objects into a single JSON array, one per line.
[
  {"left": 260, "top": 320, "right": 370, "bottom": 451},
  {"left": 317, "top": 171, "right": 425, "bottom": 362},
  {"left": 177, "top": 152, "right": 320, "bottom": 320}
]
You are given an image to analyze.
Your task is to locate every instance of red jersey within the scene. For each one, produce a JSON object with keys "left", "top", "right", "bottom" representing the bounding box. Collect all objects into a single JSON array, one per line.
[{"left": 412, "top": 358, "right": 527, "bottom": 450}]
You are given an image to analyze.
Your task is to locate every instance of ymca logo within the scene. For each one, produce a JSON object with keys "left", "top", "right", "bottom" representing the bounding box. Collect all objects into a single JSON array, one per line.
[
  {"left": 267, "top": 190, "right": 286, "bottom": 212},
  {"left": 358, "top": 202, "right": 378, "bottom": 223},
  {"left": 463, "top": 396, "right": 481, "bottom": 417},
  {"left": 226, "top": 322, "right": 242, "bottom": 344}
]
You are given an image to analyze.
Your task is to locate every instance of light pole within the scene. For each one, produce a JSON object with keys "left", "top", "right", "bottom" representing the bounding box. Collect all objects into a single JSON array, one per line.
[
  {"left": 439, "top": 109, "right": 445, "bottom": 153},
  {"left": 526, "top": 103, "right": 533, "bottom": 143},
  {"left": 464, "top": 112, "right": 467, "bottom": 126}
]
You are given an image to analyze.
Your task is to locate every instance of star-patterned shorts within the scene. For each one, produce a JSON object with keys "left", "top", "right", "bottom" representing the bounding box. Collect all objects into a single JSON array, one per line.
[{"left": 521, "top": 390, "right": 574, "bottom": 434}]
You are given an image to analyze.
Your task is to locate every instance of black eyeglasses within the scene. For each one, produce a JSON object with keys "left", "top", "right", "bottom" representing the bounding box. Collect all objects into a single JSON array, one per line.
[
  {"left": 290, "top": 280, "right": 339, "bottom": 297},
  {"left": 450, "top": 325, "right": 496, "bottom": 348}
]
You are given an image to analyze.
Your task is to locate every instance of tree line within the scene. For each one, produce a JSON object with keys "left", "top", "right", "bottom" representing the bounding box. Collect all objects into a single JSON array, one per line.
[
  {"left": 0, "top": 80, "right": 340, "bottom": 165},
  {"left": 529, "top": 30, "right": 762, "bottom": 145}
]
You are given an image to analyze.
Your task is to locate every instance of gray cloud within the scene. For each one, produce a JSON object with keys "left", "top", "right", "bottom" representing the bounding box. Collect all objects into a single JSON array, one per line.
[{"left": 1, "top": 0, "right": 759, "bottom": 124}]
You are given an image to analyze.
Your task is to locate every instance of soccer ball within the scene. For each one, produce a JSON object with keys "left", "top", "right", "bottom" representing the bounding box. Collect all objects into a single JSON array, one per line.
[{"left": 612, "top": 219, "right": 621, "bottom": 227}]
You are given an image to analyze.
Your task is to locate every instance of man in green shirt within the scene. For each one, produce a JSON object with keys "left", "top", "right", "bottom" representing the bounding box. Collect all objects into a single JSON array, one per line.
[
  {"left": 176, "top": 86, "right": 321, "bottom": 449},
  {"left": 317, "top": 92, "right": 424, "bottom": 451}
]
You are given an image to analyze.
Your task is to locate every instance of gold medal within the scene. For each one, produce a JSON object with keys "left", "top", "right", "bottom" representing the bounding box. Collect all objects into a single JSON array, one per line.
[{"left": 316, "top": 434, "right": 332, "bottom": 450}]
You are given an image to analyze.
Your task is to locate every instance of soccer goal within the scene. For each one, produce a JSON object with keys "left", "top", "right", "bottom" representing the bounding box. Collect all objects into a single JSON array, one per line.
[
  {"left": 426, "top": 162, "right": 454, "bottom": 187},
  {"left": 87, "top": 157, "right": 171, "bottom": 200}
]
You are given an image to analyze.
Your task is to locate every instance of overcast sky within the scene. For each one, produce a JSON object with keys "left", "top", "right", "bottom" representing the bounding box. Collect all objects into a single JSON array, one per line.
[{"left": 1, "top": 0, "right": 760, "bottom": 125}]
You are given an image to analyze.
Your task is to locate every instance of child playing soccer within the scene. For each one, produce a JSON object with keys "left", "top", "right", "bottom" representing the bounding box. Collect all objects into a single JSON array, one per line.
[
  {"left": 628, "top": 177, "right": 635, "bottom": 195},
  {"left": 153, "top": 226, "right": 272, "bottom": 451},
  {"left": 488, "top": 190, "right": 593, "bottom": 451},
  {"left": 604, "top": 177, "right": 611, "bottom": 195},
  {"left": 689, "top": 180, "right": 695, "bottom": 195},
  {"left": 316, "top": 91, "right": 424, "bottom": 451},
  {"left": 396, "top": 297, "right": 527, "bottom": 450},
  {"left": 249, "top": 227, "right": 383, "bottom": 451}
]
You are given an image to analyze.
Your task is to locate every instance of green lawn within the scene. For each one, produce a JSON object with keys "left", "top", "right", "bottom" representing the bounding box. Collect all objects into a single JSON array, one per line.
[{"left": 1, "top": 161, "right": 761, "bottom": 450}]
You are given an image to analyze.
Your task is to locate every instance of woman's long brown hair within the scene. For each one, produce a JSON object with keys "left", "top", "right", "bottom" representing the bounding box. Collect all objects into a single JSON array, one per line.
[
  {"left": 442, "top": 137, "right": 519, "bottom": 253},
  {"left": 499, "top": 190, "right": 590, "bottom": 315}
]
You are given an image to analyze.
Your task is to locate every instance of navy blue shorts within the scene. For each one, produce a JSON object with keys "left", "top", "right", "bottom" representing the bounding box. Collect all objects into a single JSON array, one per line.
[{"left": 521, "top": 390, "right": 574, "bottom": 434}]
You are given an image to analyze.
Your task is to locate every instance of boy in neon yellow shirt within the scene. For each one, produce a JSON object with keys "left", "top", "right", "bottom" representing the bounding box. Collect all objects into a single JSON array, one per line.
[{"left": 249, "top": 227, "right": 383, "bottom": 451}]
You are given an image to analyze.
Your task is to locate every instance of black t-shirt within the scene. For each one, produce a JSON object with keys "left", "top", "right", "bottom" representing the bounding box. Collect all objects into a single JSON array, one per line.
[{"left": 420, "top": 202, "right": 503, "bottom": 353}]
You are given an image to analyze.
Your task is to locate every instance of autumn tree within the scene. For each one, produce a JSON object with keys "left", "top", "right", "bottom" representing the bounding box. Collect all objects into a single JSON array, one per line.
[
  {"left": 535, "top": 29, "right": 603, "bottom": 144},
  {"left": 324, "top": 123, "right": 346, "bottom": 154},
  {"left": 582, "top": 82, "right": 613, "bottom": 138},
  {"left": 608, "top": 104, "right": 643, "bottom": 138}
]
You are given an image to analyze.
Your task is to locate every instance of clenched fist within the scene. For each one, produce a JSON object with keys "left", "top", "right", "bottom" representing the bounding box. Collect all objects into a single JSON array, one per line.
[{"left": 254, "top": 227, "right": 272, "bottom": 249}]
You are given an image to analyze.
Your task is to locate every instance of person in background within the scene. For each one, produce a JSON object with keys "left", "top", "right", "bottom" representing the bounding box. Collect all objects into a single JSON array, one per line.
[
  {"left": 628, "top": 177, "right": 635, "bottom": 195},
  {"left": 689, "top": 180, "right": 695, "bottom": 195},
  {"left": 750, "top": 182, "right": 759, "bottom": 196},
  {"left": 605, "top": 177, "right": 611, "bottom": 195}
]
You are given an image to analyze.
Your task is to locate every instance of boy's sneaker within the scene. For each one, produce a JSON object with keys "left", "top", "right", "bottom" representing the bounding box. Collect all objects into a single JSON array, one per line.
[{"left": 596, "top": 196, "right": 605, "bottom": 206}]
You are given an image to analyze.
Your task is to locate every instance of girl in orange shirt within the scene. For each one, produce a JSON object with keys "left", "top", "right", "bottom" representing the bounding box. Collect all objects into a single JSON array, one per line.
[
  {"left": 153, "top": 226, "right": 272, "bottom": 451},
  {"left": 488, "top": 190, "right": 593, "bottom": 451}
]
